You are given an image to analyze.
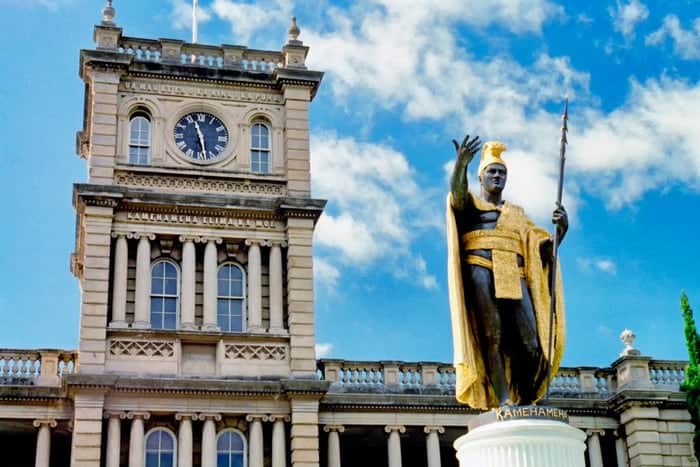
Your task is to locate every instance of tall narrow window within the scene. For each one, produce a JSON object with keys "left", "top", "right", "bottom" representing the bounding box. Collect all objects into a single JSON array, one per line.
[
  {"left": 250, "top": 122, "right": 270, "bottom": 174},
  {"left": 151, "top": 260, "right": 179, "bottom": 330},
  {"left": 217, "top": 264, "right": 245, "bottom": 332},
  {"left": 217, "top": 430, "right": 246, "bottom": 467},
  {"left": 129, "top": 111, "right": 151, "bottom": 165},
  {"left": 145, "top": 429, "right": 175, "bottom": 467}
]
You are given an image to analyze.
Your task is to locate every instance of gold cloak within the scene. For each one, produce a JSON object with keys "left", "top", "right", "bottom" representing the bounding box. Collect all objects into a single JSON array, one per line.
[{"left": 446, "top": 192, "right": 565, "bottom": 409}]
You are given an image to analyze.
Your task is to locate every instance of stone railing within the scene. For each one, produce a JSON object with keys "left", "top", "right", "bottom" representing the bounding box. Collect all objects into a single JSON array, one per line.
[
  {"left": 318, "top": 359, "right": 688, "bottom": 398},
  {"left": 118, "top": 37, "right": 285, "bottom": 73},
  {"left": 0, "top": 349, "right": 77, "bottom": 387}
]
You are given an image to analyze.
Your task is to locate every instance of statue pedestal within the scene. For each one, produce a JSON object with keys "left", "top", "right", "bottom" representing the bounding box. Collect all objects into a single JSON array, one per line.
[{"left": 454, "top": 413, "right": 586, "bottom": 467}]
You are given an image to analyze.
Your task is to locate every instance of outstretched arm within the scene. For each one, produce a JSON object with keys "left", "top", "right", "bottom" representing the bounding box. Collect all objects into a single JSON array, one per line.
[{"left": 450, "top": 134, "right": 481, "bottom": 210}]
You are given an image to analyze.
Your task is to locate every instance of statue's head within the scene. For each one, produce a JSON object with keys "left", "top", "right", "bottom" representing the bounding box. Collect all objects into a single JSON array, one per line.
[{"left": 478, "top": 141, "right": 508, "bottom": 195}]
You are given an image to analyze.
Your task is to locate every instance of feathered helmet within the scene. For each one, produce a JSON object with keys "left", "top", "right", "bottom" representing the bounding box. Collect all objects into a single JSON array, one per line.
[{"left": 478, "top": 141, "right": 508, "bottom": 175}]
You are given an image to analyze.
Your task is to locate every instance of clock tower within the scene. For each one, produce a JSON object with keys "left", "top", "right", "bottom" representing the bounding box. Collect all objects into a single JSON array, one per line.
[{"left": 69, "top": 3, "right": 326, "bottom": 466}]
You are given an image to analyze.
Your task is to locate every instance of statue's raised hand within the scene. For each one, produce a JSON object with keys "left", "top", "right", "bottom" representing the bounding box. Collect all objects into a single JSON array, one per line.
[{"left": 452, "top": 134, "right": 481, "bottom": 166}]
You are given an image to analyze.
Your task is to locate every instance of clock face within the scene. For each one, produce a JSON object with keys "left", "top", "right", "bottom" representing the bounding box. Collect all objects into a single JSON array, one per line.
[{"left": 173, "top": 112, "right": 229, "bottom": 161}]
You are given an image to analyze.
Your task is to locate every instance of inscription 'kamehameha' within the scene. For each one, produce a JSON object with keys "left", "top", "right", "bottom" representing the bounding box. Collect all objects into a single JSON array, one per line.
[
  {"left": 125, "top": 212, "right": 281, "bottom": 229},
  {"left": 495, "top": 406, "right": 568, "bottom": 423}
]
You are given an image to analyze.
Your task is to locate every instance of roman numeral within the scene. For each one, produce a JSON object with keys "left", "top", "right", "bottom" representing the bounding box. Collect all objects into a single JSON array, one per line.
[
  {"left": 218, "top": 136, "right": 228, "bottom": 143},
  {"left": 215, "top": 145, "right": 224, "bottom": 152},
  {"left": 176, "top": 141, "right": 187, "bottom": 150},
  {"left": 209, "top": 117, "right": 215, "bottom": 124},
  {"left": 186, "top": 149, "right": 194, "bottom": 158},
  {"left": 185, "top": 115, "right": 194, "bottom": 124},
  {"left": 176, "top": 123, "right": 186, "bottom": 129},
  {"left": 174, "top": 133, "right": 184, "bottom": 139},
  {"left": 197, "top": 113, "right": 206, "bottom": 122},
  {"left": 216, "top": 126, "right": 225, "bottom": 132}
]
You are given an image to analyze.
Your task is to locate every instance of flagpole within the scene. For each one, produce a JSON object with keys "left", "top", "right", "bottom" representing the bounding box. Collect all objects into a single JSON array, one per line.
[
  {"left": 192, "top": 0, "right": 199, "bottom": 44},
  {"left": 545, "top": 97, "right": 568, "bottom": 400}
]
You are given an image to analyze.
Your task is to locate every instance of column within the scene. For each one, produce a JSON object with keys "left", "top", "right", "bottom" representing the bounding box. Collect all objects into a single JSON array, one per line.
[
  {"left": 133, "top": 234, "right": 153, "bottom": 328},
  {"left": 199, "top": 413, "right": 221, "bottom": 467},
  {"left": 246, "top": 415, "right": 267, "bottom": 467},
  {"left": 586, "top": 430, "right": 604, "bottom": 467},
  {"left": 385, "top": 425, "right": 405, "bottom": 467},
  {"left": 246, "top": 240, "right": 263, "bottom": 332},
  {"left": 128, "top": 412, "right": 150, "bottom": 467},
  {"left": 615, "top": 431, "right": 629, "bottom": 467},
  {"left": 176, "top": 413, "right": 197, "bottom": 467},
  {"left": 324, "top": 425, "right": 345, "bottom": 467},
  {"left": 424, "top": 426, "right": 444, "bottom": 467},
  {"left": 180, "top": 236, "right": 196, "bottom": 329},
  {"left": 33, "top": 419, "right": 56, "bottom": 467},
  {"left": 105, "top": 413, "right": 125, "bottom": 467},
  {"left": 271, "top": 415, "right": 290, "bottom": 467},
  {"left": 202, "top": 238, "right": 221, "bottom": 331},
  {"left": 110, "top": 233, "right": 128, "bottom": 327},
  {"left": 268, "top": 241, "right": 286, "bottom": 333}
]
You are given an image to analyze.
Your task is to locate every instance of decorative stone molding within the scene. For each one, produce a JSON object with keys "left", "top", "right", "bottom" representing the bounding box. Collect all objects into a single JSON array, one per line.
[
  {"left": 424, "top": 426, "right": 445, "bottom": 434},
  {"left": 115, "top": 172, "right": 287, "bottom": 196},
  {"left": 269, "top": 240, "right": 288, "bottom": 248},
  {"left": 384, "top": 425, "right": 406, "bottom": 434},
  {"left": 127, "top": 232, "right": 156, "bottom": 240},
  {"left": 198, "top": 413, "right": 223, "bottom": 422},
  {"left": 175, "top": 413, "right": 198, "bottom": 422},
  {"left": 33, "top": 419, "right": 57, "bottom": 428},
  {"left": 323, "top": 425, "right": 345, "bottom": 433},
  {"left": 586, "top": 429, "right": 606, "bottom": 437},
  {"left": 127, "top": 412, "right": 151, "bottom": 420},
  {"left": 109, "top": 339, "right": 175, "bottom": 358},
  {"left": 268, "top": 414, "right": 291, "bottom": 423},
  {"left": 224, "top": 344, "right": 288, "bottom": 361},
  {"left": 104, "top": 411, "right": 127, "bottom": 420},
  {"left": 124, "top": 210, "right": 284, "bottom": 230},
  {"left": 119, "top": 80, "right": 285, "bottom": 103},
  {"left": 246, "top": 414, "right": 270, "bottom": 422},
  {"left": 245, "top": 238, "right": 271, "bottom": 247}
]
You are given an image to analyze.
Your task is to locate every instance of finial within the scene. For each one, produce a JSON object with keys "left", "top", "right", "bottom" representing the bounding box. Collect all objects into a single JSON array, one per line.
[
  {"left": 620, "top": 329, "right": 641, "bottom": 357},
  {"left": 288, "top": 16, "right": 301, "bottom": 43},
  {"left": 102, "top": 0, "right": 116, "bottom": 25}
]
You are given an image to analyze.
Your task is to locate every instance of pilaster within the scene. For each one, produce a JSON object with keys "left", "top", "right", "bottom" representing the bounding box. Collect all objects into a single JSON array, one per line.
[
  {"left": 290, "top": 399, "right": 320, "bottom": 467},
  {"left": 86, "top": 69, "right": 120, "bottom": 183},
  {"left": 70, "top": 391, "right": 106, "bottom": 467},
  {"left": 283, "top": 86, "right": 311, "bottom": 197},
  {"left": 286, "top": 218, "right": 317, "bottom": 376}
]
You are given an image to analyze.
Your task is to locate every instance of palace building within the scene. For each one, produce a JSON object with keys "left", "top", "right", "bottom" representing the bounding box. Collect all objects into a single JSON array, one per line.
[{"left": 0, "top": 4, "right": 697, "bottom": 467}]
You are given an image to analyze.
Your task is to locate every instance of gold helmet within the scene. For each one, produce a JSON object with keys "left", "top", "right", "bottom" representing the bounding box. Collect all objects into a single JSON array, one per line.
[{"left": 478, "top": 141, "right": 508, "bottom": 175}]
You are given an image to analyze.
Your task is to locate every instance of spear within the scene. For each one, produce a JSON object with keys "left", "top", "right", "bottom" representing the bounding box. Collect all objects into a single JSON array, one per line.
[{"left": 545, "top": 97, "right": 568, "bottom": 400}]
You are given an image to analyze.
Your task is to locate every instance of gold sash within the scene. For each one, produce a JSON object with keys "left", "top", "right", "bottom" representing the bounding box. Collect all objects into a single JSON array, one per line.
[{"left": 462, "top": 230, "right": 523, "bottom": 299}]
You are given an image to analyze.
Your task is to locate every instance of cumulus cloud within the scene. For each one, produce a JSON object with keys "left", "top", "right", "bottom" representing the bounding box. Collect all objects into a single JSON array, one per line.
[
  {"left": 609, "top": 0, "right": 649, "bottom": 40},
  {"left": 171, "top": 0, "right": 213, "bottom": 31},
  {"left": 577, "top": 257, "right": 618, "bottom": 275},
  {"left": 314, "top": 257, "right": 340, "bottom": 290},
  {"left": 646, "top": 15, "right": 700, "bottom": 60},
  {"left": 211, "top": 0, "right": 292, "bottom": 43},
  {"left": 315, "top": 342, "right": 334, "bottom": 358}
]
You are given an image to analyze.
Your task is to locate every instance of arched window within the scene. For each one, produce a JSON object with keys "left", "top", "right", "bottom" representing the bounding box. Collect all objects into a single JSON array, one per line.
[
  {"left": 145, "top": 428, "right": 176, "bottom": 467},
  {"left": 250, "top": 122, "right": 270, "bottom": 174},
  {"left": 217, "top": 429, "right": 246, "bottom": 467},
  {"left": 217, "top": 263, "right": 245, "bottom": 332},
  {"left": 151, "top": 260, "right": 179, "bottom": 330},
  {"left": 129, "top": 110, "right": 151, "bottom": 165}
]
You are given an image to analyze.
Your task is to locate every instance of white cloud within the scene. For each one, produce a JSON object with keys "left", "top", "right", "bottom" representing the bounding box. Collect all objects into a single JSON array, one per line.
[
  {"left": 577, "top": 257, "right": 617, "bottom": 275},
  {"left": 171, "top": 0, "right": 213, "bottom": 31},
  {"left": 415, "top": 256, "right": 438, "bottom": 290},
  {"left": 211, "top": 0, "right": 292, "bottom": 43},
  {"left": 609, "top": 0, "right": 649, "bottom": 40},
  {"left": 314, "top": 257, "right": 340, "bottom": 289},
  {"left": 315, "top": 342, "right": 334, "bottom": 358},
  {"left": 646, "top": 15, "right": 700, "bottom": 60}
]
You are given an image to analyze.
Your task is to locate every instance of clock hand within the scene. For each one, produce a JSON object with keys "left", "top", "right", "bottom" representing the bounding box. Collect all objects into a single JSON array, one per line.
[{"left": 194, "top": 121, "right": 207, "bottom": 158}]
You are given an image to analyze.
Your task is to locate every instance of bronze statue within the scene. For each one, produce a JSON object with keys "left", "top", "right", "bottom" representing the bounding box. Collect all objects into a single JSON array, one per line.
[{"left": 446, "top": 135, "right": 568, "bottom": 409}]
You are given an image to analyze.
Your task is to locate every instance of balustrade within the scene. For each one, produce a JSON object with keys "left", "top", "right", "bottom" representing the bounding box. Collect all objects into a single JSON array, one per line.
[
  {"left": 117, "top": 37, "right": 284, "bottom": 73},
  {"left": 0, "top": 349, "right": 76, "bottom": 386},
  {"left": 649, "top": 360, "right": 686, "bottom": 389}
]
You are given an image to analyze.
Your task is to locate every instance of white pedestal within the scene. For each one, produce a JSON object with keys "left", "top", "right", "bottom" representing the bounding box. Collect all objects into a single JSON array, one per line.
[{"left": 454, "top": 418, "right": 586, "bottom": 467}]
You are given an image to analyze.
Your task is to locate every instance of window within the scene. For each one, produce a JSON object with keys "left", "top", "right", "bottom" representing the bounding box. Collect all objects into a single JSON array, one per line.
[
  {"left": 151, "top": 260, "right": 179, "bottom": 330},
  {"left": 129, "top": 111, "right": 151, "bottom": 165},
  {"left": 145, "top": 429, "right": 175, "bottom": 467},
  {"left": 217, "top": 264, "right": 245, "bottom": 332},
  {"left": 250, "top": 122, "right": 270, "bottom": 174},
  {"left": 217, "top": 430, "right": 246, "bottom": 467}
]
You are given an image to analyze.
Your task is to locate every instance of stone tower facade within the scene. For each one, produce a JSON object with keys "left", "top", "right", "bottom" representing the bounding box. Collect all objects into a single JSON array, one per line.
[{"left": 68, "top": 8, "right": 326, "bottom": 467}]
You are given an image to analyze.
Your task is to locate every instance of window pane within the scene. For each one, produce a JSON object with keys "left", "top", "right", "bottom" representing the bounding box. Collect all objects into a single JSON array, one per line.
[
  {"left": 146, "top": 453, "right": 159, "bottom": 467},
  {"left": 217, "top": 432, "right": 231, "bottom": 450},
  {"left": 151, "top": 311, "right": 162, "bottom": 329},
  {"left": 217, "top": 453, "right": 230, "bottom": 467},
  {"left": 160, "top": 453, "right": 174, "bottom": 467},
  {"left": 230, "top": 278, "right": 242, "bottom": 297},
  {"left": 161, "top": 431, "right": 174, "bottom": 449},
  {"left": 164, "top": 312, "right": 176, "bottom": 330},
  {"left": 260, "top": 126, "right": 269, "bottom": 148},
  {"left": 229, "top": 432, "right": 244, "bottom": 451},
  {"left": 232, "top": 454, "right": 244, "bottom": 467},
  {"left": 153, "top": 262, "right": 165, "bottom": 277},
  {"left": 164, "top": 277, "right": 177, "bottom": 295},
  {"left": 229, "top": 299, "right": 242, "bottom": 315},
  {"left": 146, "top": 432, "right": 160, "bottom": 450},
  {"left": 163, "top": 297, "right": 177, "bottom": 313},
  {"left": 152, "top": 277, "right": 164, "bottom": 295},
  {"left": 218, "top": 278, "right": 229, "bottom": 297}
]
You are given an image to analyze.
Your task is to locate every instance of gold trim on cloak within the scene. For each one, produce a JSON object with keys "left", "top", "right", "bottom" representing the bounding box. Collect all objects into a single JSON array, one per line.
[{"left": 446, "top": 192, "right": 565, "bottom": 409}]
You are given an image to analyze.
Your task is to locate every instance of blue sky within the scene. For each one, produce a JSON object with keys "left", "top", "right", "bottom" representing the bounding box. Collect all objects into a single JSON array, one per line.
[{"left": 1, "top": 0, "right": 699, "bottom": 368}]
